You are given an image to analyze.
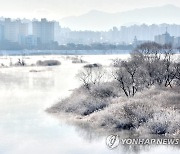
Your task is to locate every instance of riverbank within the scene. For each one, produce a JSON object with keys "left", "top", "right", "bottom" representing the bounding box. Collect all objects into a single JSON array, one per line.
[
  {"left": 47, "top": 51, "right": 180, "bottom": 138},
  {"left": 47, "top": 84, "right": 180, "bottom": 138}
]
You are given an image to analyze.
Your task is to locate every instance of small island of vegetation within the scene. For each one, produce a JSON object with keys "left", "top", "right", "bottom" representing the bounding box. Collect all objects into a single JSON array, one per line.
[{"left": 47, "top": 42, "right": 180, "bottom": 138}]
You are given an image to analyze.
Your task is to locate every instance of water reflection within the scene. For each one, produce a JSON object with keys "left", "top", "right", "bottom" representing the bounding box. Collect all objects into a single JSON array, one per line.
[
  {"left": 72, "top": 123, "right": 180, "bottom": 154},
  {"left": 0, "top": 69, "right": 55, "bottom": 90},
  {"left": 0, "top": 63, "right": 113, "bottom": 154}
]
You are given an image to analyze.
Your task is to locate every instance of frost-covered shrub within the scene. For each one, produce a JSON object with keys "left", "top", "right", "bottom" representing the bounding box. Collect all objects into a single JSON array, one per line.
[
  {"left": 174, "top": 79, "right": 180, "bottom": 86},
  {"left": 89, "top": 103, "right": 126, "bottom": 129},
  {"left": 90, "top": 83, "right": 118, "bottom": 98},
  {"left": 15, "top": 58, "right": 26, "bottom": 66},
  {"left": 112, "top": 58, "right": 122, "bottom": 67},
  {"left": 47, "top": 87, "right": 108, "bottom": 116},
  {"left": 84, "top": 63, "right": 102, "bottom": 68},
  {"left": 86, "top": 86, "right": 180, "bottom": 135},
  {"left": 72, "top": 59, "right": 87, "bottom": 63},
  {"left": 90, "top": 100, "right": 155, "bottom": 131},
  {"left": 36, "top": 60, "right": 61, "bottom": 66},
  {"left": 145, "top": 109, "right": 180, "bottom": 135},
  {"left": 71, "top": 56, "right": 87, "bottom": 63},
  {"left": 123, "top": 102, "right": 154, "bottom": 128}
]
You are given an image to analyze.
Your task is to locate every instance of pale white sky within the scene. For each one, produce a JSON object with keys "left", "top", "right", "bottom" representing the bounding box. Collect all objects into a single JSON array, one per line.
[{"left": 0, "top": 0, "right": 180, "bottom": 20}]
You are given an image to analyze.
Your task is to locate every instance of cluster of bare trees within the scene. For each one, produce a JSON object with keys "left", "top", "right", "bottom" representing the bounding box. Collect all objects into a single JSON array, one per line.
[
  {"left": 112, "top": 59, "right": 147, "bottom": 97},
  {"left": 76, "top": 64, "right": 105, "bottom": 90},
  {"left": 113, "top": 42, "right": 180, "bottom": 97},
  {"left": 77, "top": 42, "right": 180, "bottom": 97}
]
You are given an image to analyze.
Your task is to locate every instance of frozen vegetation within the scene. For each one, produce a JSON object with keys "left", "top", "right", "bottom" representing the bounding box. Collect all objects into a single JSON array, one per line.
[
  {"left": 47, "top": 42, "right": 180, "bottom": 138},
  {"left": 71, "top": 56, "right": 87, "bottom": 64},
  {"left": 36, "top": 60, "right": 61, "bottom": 66},
  {"left": 47, "top": 84, "right": 180, "bottom": 137},
  {"left": 0, "top": 56, "right": 62, "bottom": 68}
]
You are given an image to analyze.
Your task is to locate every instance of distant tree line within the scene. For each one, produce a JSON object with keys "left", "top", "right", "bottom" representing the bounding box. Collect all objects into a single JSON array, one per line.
[{"left": 0, "top": 41, "right": 133, "bottom": 50}]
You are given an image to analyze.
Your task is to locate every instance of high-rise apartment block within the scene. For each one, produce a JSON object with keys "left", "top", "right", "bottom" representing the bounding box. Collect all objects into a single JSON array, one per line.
[
  {"left": 3, "top": 18, "right": 28, "bottom": 43},
  {"left": 32, "top": 18, "right": 55, "bottom": 44}
]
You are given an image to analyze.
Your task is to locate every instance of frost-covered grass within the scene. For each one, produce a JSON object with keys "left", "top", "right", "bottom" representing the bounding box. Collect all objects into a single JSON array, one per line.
[
  {"left": 47, "top": 82, "right": 119, "bottom": 116},
  {"left": 47, "top": 85, "right": 180, "bottom": 137}
]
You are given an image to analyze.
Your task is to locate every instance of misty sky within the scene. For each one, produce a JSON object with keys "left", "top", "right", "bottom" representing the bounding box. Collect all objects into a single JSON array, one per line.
[{"left": 0, "top": 0, "right": 180, "bottom": 20}]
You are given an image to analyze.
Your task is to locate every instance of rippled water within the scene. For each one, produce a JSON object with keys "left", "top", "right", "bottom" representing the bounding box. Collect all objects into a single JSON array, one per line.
[{"left": 0, "top": 55, "right": 179, "bottom": 154}]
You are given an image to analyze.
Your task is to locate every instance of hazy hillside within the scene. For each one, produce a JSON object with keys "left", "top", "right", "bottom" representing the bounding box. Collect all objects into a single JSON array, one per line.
[{"left": 61, "top": 4, "right": 180, "bottom": 31}]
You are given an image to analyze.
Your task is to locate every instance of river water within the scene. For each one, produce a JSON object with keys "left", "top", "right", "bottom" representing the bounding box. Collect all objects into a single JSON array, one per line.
[{"left": 0, "top": 55, "right": 179, "bottom": 154}]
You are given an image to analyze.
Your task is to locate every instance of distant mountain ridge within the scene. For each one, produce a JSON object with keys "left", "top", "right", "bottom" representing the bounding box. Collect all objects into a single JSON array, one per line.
[{"left": 61, "top": 4, "right": 180, "bottom": 31}]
